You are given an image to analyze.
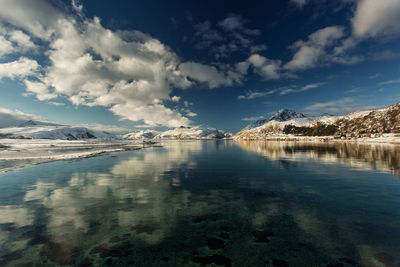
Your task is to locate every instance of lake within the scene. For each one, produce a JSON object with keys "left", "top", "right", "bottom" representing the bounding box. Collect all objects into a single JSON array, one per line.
[{"left": 1, "top": 140, "right": 400, "bottom": 266}]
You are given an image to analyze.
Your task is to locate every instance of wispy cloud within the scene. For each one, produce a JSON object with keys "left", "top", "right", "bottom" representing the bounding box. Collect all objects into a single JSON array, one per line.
[
  {"left": 193, "top": 14, "right": 267, "bottom": 58},
  {"left": 305, "top": 97, "right": 355, "bottom": 113},
  {"left": 238, "top": 82, "right": 325, "bottom": 99},
  {"left": 344, "top": 88, "right": 364, "bottom": 94},
  {"left": 379, "top": 79, "right": 400, "bottom": 86},
  {"left": 241, "top": 116, "right": 265, "bottom": 121},
  {"left": 77, "top": 123, "right": 131, "bottom": 134},
  {"left": 0, "top": 107, "right": 41, "bottom": 128},
  {"left": 238, "top": 90, "right": 276, "bottom": 100}
]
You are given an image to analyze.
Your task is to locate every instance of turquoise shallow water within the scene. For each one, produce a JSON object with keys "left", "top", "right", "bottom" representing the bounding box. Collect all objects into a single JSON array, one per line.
[{"left": 0, "top": 140, "right": 400, "bottom": 266}]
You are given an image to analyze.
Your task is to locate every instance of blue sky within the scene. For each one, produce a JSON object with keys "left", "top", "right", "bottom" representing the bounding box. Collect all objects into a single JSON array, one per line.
[{"left": 0, "top": 0, "right": 399, "bottom": 133}]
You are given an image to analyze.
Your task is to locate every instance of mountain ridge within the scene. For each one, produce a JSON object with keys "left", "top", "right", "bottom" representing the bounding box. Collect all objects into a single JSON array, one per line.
[{"left": 234, "top": 102, "right": 400, "bottom": 140}]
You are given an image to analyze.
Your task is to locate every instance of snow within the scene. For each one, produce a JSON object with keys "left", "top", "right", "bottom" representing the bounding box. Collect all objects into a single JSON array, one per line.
[
  {"left": 154, "top": 126, "right": 228, "bottom": 139},
  {"left": 0, "top": 139, "right": 156, "bottom": 172},
  {"left": 123, "top": 130, "right": 160, "bottom": 140},
  {"left": 268, "top": 109, "right": 305, "bottom": 122},
  {"left": 0, "top": 125, "right": 116, "bottom": 140},
  {"left": 234, "top": 103, "right": 400, "bottom": 142}
]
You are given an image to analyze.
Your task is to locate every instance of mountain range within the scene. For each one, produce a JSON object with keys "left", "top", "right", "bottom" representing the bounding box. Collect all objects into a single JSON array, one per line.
[
  {"left": 234, "top": 102, "right": 400, "bottom": 140},
  {"left": 1, "top": 102, "right": 399, "bottom": 141}
]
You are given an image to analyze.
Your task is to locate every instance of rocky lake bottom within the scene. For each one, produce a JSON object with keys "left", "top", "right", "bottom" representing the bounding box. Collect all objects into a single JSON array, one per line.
[{"left": 0, "top": 140, "right": 400, "bottom": 266}]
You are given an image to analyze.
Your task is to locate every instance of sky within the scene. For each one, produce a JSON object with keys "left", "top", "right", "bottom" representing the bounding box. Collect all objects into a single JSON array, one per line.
[{"left": 0, "top": 0, "right": 399, "bottom": 133}]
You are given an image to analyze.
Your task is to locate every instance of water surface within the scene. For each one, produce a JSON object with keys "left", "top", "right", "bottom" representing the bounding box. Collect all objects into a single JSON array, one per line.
[{"left": 1, "top": 140, "right": 400, "bottom": 266}]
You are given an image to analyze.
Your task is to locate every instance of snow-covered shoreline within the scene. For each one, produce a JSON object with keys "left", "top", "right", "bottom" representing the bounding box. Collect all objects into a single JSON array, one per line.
[
  {"left": 0, "top": 139, "right": 159, "bottom": 173},
  {"left": 233, "top": 133, "right": 400, "bottom": 145}
]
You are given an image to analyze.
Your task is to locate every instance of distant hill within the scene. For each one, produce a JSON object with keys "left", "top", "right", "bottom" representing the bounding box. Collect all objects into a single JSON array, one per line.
[
  {"left": 234, "top": 102, "right": 400, "bottom": 139},
  {"left": 0, "top": 125, "right": 116, "bottom": 140},
  {"left": 17, "top": 120, "right": 64, "bottom": 127},
  {"left": 123, "top": 126, "right": 231, "bottom": 140}
]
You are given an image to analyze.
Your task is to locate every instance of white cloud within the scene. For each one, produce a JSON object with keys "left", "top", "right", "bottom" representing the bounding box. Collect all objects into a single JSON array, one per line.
[
  {"left": 8, "top": 30, "right": 35, "bottom": 50},
  {"left": 47, "top": 101, "right": 65, "bottom": 106},
  {"left": 0, "top": 57, "right": 39, "bottom": 79},
  {"left": 0, "top": 0, "right": 62, "bottom": 39},
  {"left": 240, "top": 54, "right": 282, "bottom": 80},
  {"left": 186, "top": 112, "right": 197, "bottom": 117},
  {"left": 379, "top": 79, "right": 400, "bottom": 85},
  {"left": 285, "top": 26, "right": 345, "bottom": 70},
  {"left": 239, "top": 82, "right": 325, "bottom": 99},
  {"left": 1, "top": 1, "right": 247, "bottom": 128},
  {"left": 0, "top": 35, "right": 13, "bottom": 57},
  {"left": 238, "top": 89, "right": 276, "bottom": 100},
  {"left": 0, "top": 107, "right": 41, "bottom": 128},
  {"left": 241, "top": 116, "right": 265, "bottom": 121},
  {"left": 305, "top": 97, "right": 355, "bottom": 113},
  {"left": 171, "top": 96, "right": 181, "bottom": 102},
  {"left": 352, "top": 0, "right": 400, "bottom": 38},
  {"left": 0, "top": 27, "right": 36, "bottom": 58},
  {"left": 77, "top": 123, "right": 131, "bottom": 134},
  {"left": 24, "top": 80, "right": 57, "bottom": 100},
  {"left": 179, "top": 62, "right": 242, "bottom": 88},
  {"left": 344, "top": 88, "right": 364, "bottom": 94}
]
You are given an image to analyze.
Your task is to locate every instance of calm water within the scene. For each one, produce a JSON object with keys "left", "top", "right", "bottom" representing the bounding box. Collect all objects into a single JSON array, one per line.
[{"left": 1, "top": 140, "right": 400, "bottom": 266}]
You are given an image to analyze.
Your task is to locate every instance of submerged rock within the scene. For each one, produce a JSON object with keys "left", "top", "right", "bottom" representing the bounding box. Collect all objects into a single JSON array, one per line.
[
  {"left": 251, "top": 230, "right": 275, "bottom": 243},
  {"left": 131, "top": 224, "right": 158, "bottom": 234},
  {"left": 206, "top": 238, "right": 225, "bottom": 250},
  {"left": 272, "top": 259, "right": 289, "bottom": 267},
  {"left": 191, "top": 254, "right": 232, "bottom": 266}
]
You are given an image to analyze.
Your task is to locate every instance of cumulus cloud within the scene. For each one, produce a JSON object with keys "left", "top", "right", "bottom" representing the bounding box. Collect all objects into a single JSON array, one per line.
[
  {"left": 179, "top": 62, "right": 243, "bottom": 88},
  {"left": 0, "top": 57, "right": 39, "bottom": 79},
  {"left": 352, "top": 0, "right": 400, "bottom": 38},
  {"left": 0, "top": 0, "right": 246, "bottom": 127},
  {"left": 24, "top": 80, "right": 57, "bottom": 100},
  {"left": 237, "top": 54, "right": 282, "bottom": 80},
  {"left": 0, "top": 0, "right": 63, "bottom": 39},
  {"left": 285, "top": 26, "right": 345, "bottom": 70},
  {"left": 0, "top": 107, "right": 41, "bottom": 128},
  {"left": 0, "top": 28, "right": 36, "bottom": 58}
]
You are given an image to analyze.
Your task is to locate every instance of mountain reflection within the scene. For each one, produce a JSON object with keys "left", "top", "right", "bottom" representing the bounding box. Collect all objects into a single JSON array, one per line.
[
  {"left": 0, "top": 141, "right": 206, "bottom": 265},
  {"left": 1, "top": 140, "right": 400, "bottom": 266},
  {"left": 236, "top": 141, "right": 400, "bottom": 175}
]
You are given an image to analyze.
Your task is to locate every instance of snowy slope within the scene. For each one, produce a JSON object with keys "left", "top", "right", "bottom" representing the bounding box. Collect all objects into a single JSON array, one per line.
[
  {"left": 234, "top": 103, "right": 400, "bottom": 139},
  {"left": 17, "top": 120, "right": 64, "bottom": 127},
  {"left": 154, "top": 126, "right": 228, "bottom": 139},
  {"left": 245, "top": 109, "right": 306, "bottom": 130},
  {"left": 123, "top": 130, "right": 160, "bottom": 140},
  {"left": 269, "top": 109, "right": 305, "bottom": 122},
  {"left": 0, "top": 126, "right": 116, "bottom": 140}
]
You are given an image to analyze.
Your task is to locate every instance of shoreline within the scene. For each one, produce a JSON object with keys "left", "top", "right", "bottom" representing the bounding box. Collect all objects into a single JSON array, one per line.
[
  {"left": 0, "top": 139, "right": 160, "bottom": 173},
  {"left": 232, "top": 133, "right": 400, "bottom": 145}
]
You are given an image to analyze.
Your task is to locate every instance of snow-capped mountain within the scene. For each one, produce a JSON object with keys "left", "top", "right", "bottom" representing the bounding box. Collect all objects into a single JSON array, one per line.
[
  {"left": 0, "top": 125, "right": 116, "bottom": 140},
  {"left": 234, "top": 102, "right": 400, "bottom": 140},
  {"left": 268, "top": 109, "right": 305, "bottom": 122},
  {"left": 154, "top": 126, "right": 229, "bottom": 140},
  {"left": 123, "top": 130, "right": 160, "bottom": 140},
  {"left": 17, "top": 120, "right": 64, "bottom": 127},
  {"left": 246, "top": 109, "right": 305, "bottom": 130}
]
